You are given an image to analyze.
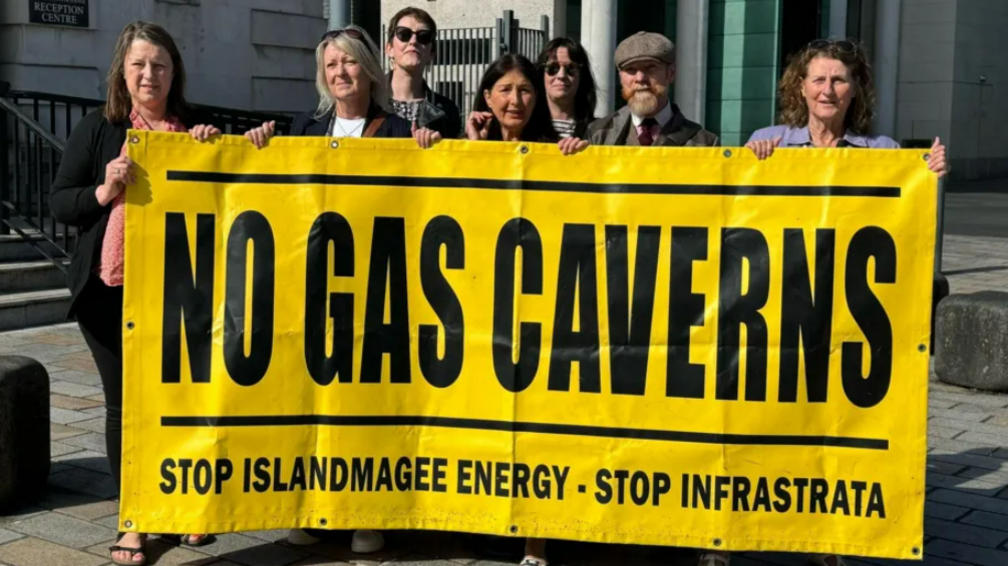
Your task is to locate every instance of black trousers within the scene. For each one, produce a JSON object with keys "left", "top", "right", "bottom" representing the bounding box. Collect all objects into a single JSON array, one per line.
[{"left": 75, "top": 275, "right": 125, "bottom": 490}]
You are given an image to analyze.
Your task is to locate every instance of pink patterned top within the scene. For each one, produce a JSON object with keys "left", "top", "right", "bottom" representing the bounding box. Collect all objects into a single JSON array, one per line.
[{"left": 97, "top": 109, "right": 186, "bottom": 287}]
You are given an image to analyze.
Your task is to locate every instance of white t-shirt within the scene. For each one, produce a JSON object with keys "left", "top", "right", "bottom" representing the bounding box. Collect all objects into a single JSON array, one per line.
[{"left": 329, "top": 116, "right": 366, "bottom": 138}]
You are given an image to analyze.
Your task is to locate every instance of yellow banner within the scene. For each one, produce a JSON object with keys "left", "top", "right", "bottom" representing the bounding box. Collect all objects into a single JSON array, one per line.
[{"left": 122, "top": 131, "right": 934, "bottom": 560}]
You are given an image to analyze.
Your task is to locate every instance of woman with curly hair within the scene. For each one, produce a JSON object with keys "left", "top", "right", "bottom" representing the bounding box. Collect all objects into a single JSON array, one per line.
[
  {"left": 745, "top": 39, "right": 947, "bottom": 177},
  {"left": 707, "top": 33, "right": 946, "bottom": 566}
]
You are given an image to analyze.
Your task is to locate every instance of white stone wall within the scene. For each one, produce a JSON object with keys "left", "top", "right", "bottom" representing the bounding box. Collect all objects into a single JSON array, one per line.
[{"left": 0, "top": 0, "right": 326, "bottom": 114}]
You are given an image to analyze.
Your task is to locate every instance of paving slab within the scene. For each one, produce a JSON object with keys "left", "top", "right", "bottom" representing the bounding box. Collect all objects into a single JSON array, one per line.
[
  {"left": 47, "top": 467, "right": 118, "bottom": 499},
  {"left": 7, "top": 511, "right": 118, "bottom": 548},
  {"left": 0, "top": 536, "right": 108, "bottom": 566},
  {"left": 0, "top": 527, "right": 24, "bottom": 544},
  {"left": 50, "top": 393, "right": 103, "bottom": 411}
]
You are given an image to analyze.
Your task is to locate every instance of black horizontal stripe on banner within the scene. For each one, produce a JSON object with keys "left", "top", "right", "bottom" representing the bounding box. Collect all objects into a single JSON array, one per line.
[
  {"left": 160, "top": 415, "right": 889, "bottom": 450},
  {"left": 166, "top": 171, "right": 900, "bottom": 198}
]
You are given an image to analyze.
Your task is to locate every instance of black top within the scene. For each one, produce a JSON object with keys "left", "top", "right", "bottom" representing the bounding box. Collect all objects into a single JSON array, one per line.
[
  {"left": 50, "top": 107, "right": 209, "bottom": 317},
  {"left": 290, "top": 102, "right": 412, "bottom": 138},
  {"left": 385, "top": 74, "right": 463, "bottom": 139}
]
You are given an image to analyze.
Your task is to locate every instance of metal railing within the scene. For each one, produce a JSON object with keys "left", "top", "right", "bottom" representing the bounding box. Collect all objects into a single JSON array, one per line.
[
  {"left": 383, "top": 10, "right": 550, "bottom": 118},
  {"left": 0, "top": 84, "right": 295, "bottom": 270},
  {"left": 0, "top": 95, "right": 72, "bottom": 270}
]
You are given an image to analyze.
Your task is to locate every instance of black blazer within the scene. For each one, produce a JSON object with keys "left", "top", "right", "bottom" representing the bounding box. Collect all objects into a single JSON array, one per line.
[
  {"left": 50, "top": 108, "right": 208, "bottom": 316},
  {"left": 290, "top": 103, "right": 412, "bottom": 138}
]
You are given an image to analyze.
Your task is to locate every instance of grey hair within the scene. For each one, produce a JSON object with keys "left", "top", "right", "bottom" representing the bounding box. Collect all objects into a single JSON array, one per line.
[{"left": 314, "top": 25, "right": 390, "bottom": 119}]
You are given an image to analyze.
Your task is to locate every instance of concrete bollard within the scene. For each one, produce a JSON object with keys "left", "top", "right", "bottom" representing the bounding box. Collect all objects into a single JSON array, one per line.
[
  {"left": 0, "top": 356, "right": 50, "bottom": 512},
  {"left": 935, "top": 292, "right": 1008, "bottom": 392}
]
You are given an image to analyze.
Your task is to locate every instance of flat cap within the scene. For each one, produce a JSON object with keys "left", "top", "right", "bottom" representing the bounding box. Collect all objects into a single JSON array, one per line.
[{"left": 614, "top": 31, "right": 675, "bottom": 69}]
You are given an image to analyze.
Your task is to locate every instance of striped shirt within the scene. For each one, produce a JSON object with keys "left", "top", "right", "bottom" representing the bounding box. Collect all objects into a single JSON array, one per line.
[{"left": 552, "top": 119, "right": 576, "bottom": 139}]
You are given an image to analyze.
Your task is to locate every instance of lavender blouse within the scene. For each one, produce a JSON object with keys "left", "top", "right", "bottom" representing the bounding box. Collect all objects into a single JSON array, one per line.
[{"left": 748, "top": 125, "right": 900, "bottom": 149}]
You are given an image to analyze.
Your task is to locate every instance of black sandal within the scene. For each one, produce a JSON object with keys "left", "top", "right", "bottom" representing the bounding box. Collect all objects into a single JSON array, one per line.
[{"left": 109, "top": 532, "right": 147, "bottom": 566}]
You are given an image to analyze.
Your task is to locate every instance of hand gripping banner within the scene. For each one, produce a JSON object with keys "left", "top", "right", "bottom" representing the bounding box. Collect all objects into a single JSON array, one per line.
[{"left": 121, "top": 132, "right": 935, "bottom": 560}]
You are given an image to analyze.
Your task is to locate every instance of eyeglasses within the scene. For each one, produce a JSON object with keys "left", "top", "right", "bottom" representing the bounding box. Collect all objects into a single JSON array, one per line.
[
  {"left": 808, "top": 39, "right": 858, "bottom": 53},
  {"left": 320, "top": 28, "right": 364, "bottom": 43},
  {"left": 394, "top": 27, "right": 435, "bottom": 45},
  {"left": 543, "top": 62, "right": 581, "bottom": 77}
]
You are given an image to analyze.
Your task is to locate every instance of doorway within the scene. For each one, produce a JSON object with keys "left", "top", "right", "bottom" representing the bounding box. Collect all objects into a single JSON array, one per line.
[{"left": 779, "top": 0, "right": 825, "bottom": 72}]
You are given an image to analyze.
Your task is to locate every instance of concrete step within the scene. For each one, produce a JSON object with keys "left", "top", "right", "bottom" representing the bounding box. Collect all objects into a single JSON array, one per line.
[
  {"left": 0, "top": 234, "right": 69, "bottom": 262},
  {"left": 0, "top": 261, "right": 67, "bottom": 294},
  {"left": 0, "top": 288, "right": 70, "bottom": 332}
]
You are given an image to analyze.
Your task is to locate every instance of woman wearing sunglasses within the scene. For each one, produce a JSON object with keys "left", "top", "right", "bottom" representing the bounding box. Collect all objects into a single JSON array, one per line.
[
  {"left": 384, "top": 7, "right": 462, "bottom": 138},
  {"left": 535, "top": 38, "right": 598, "bottom": 139},
  {"left": 244, "top": 26, "right": 442, "bottom": 151}
]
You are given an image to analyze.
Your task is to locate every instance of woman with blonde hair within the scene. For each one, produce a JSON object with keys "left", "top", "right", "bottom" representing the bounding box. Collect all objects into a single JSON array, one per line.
[{"left": 245, "top": 25, "right": 441, "bottom": 149}]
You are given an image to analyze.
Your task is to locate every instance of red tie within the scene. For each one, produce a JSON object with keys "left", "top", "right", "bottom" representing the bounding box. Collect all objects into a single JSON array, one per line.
[{"left": 637, "top": 117, "right": 658, "bottom": 146}]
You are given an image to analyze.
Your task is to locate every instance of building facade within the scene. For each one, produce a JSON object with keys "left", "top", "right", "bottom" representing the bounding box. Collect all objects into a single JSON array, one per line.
[
  {"left": 1, "top": 0, "right": 327, "bottom": 113},
  {"left": 379, "top": 0, "right": 1007, "bottom": 180}
]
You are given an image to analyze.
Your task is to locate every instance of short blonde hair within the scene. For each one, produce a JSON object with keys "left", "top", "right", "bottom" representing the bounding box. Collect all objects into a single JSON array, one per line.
[{"left": 315, "top": 26, "right": 390, "bottom": 118}]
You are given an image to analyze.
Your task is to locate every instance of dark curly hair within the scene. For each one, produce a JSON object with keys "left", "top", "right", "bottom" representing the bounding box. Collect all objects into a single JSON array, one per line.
[
  {"left": 535, "top": 38, "right": 597, "bottom": 129},
  {"left": 777, "top": 39, "right": 877, "bottom": 134}
]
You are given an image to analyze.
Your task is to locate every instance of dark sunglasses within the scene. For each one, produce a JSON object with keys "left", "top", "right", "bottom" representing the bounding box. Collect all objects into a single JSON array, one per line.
[
  {"left": 808, "top": 39, "right": 858, "bottom": 53},
  {"left": 320, "top": 28, "right": 364, "bottom": 43},
  {"left": 394, "top": 27, "right": 435, "bottom": 45},
  {"left": 543, "top": 62, "right": 581, "bottom": 77}
]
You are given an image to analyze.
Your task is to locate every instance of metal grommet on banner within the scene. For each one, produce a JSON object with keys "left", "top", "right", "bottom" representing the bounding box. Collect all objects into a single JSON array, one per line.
[
  {"left": 330, "top": 140, "right": 340, "bottom": 149},
  {"left": 923, "top": 153, "right": 930, "bottom": 161},
  {"left": 509, "top": 525, "right": 518, "bottom": 534},
  {"left": 126, "top": 321, "right": 135, "bottom": 330},
  {"left": 918, "top": 343, "right": 927, "bottom": 353},
  {"left": 723, "top": 149, "right": 732, "bottom": 158},
  {"left": 912, "top": 547, "right": 921, "bottom": 556},
  {"left": 519, "top": 145, "right": 529, "bottom": 155},
  {"left": 130, "top": 135, "right": 140, "bottom": 144},
  {"left": 319, "top": 518, "right": 328, "bottom": 526},
  {"left": 124, "top": 520, "right": 133, "bottom": 528},
  {"left": 712, "top": 538, "right": 722, "bottom": 547}
]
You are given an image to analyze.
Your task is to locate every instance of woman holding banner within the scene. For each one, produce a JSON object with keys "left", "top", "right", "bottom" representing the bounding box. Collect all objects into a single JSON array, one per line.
[
  {"left": 50, "top": 20, "right": 218, "bottom": 566},
  {"left": 712, "top": 38, "right": 948, "bottom": 566},
  {"left": 745, "top": 39, "right": 947, "bottom": 176},
  {"left": 465, "top": 53, "right": 588, "bottom": 156},
  {"left": 245, "top": 24, "right": 429, "bottom": 553},
  {"left": 244, "top": 26, "right": 441, "bottom": 151},
  {"left": 384, "top": 6, "right": 462, "bottom": 138}
]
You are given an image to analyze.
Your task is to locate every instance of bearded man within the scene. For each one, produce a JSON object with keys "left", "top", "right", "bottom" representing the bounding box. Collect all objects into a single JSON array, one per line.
[{"left": 588, "top": 32, "right": 718, "bottom": 147}]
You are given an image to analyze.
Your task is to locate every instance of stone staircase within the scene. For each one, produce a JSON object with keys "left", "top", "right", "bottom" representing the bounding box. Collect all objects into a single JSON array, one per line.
[{"left": 0, "top": 231, "right": 70, "bottom": 331}]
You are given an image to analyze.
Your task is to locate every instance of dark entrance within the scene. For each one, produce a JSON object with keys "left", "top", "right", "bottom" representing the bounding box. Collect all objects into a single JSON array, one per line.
[{"left": 779, "top": 0, "right": 826, "bottom": 72}]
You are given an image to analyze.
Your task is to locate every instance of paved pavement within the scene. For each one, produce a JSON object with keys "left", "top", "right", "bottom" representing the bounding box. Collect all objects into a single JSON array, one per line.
[{"left": 0, "top": 233, "right": 1006, "bottom": 566}]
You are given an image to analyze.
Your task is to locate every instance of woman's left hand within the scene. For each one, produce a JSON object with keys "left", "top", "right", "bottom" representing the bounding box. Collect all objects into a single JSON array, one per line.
[
  {"left": 558, "top": 137, "right": 589, "bottom": 156},
  {"left": 412, "top": 122, "right": 442, "bottom": 149},
  {"left": 928, "top": 137, "right": 948, "bottom": 178},
  {"left": 189, "top": 124, "right": 221, "bottom": 142}
]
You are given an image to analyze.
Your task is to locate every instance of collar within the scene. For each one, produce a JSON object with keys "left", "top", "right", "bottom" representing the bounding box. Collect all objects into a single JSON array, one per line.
[
  {"left": 783, "top": 126, "right": 870, "bottom": 148},
  {"left": 631, "top": 100, "right": 673, "bottom": 129},
  {"left": 386, "top": 71, "right": 434, "bottom": 104}
]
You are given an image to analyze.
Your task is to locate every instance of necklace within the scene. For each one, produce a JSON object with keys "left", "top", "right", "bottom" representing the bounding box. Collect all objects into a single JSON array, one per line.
[{"left": 333, "top": 115, "right": 365, "bottom": 137}]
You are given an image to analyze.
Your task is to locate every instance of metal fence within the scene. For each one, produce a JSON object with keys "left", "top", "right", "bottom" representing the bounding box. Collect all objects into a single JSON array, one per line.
[{"left": 382, "top": 10, "right": 549, "bottom": 119}]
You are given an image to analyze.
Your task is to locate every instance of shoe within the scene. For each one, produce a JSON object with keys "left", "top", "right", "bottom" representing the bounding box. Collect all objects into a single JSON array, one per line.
[
  {"left": 698, "top": 552, "right": 730, "bottom": 566},
  {"left": 287, "top": 529, "right": 322, "bottom": 546},
  {"left": 350, "top": 530, "right": 385, "bottom": 553}
]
